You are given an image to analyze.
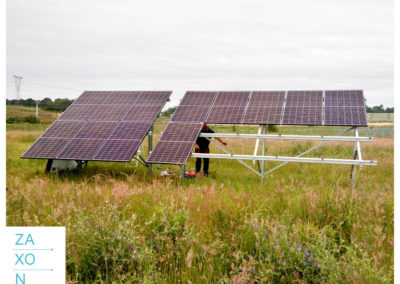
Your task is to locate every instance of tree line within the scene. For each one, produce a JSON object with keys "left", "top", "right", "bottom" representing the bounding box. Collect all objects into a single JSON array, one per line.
[
  {"left": 6, "top": 98, "right": 394, "bottom": 114},
  {"left": 6, "top": 98, "right": 74, "bottom": 111}
]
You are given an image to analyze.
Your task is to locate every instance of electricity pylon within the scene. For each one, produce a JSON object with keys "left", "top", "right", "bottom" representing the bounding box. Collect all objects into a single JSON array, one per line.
[{"left": 13, "top": 75, "right": 23, "bottom": 99}]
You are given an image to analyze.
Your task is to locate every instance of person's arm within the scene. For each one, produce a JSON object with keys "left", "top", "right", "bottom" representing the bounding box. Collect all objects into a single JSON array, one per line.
[{"left": 216, "top": 137, "right": 227, "bottom": 146}]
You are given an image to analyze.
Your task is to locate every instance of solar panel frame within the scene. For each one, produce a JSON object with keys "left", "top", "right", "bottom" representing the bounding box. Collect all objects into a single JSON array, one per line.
[{"left": 21, "top": 138, "right": 71, "bottom": 159}]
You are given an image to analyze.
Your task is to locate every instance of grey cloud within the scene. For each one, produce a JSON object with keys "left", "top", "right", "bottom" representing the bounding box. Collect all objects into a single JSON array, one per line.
[{"left": 6, "top": 0, "right": 393, "bottom": 107}]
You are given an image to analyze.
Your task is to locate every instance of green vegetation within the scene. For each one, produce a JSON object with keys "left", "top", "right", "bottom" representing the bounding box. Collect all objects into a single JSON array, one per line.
[
  {"left": 6, "top": 97, "right": 74, "bottom": 111},
  {"left": 6, "top": 114, "right": 41, "bottom": 124},
  {"left": 6, "top": 105, "right": 59, "bottom": 123},
  {"left": 6, "top": 119, "right": 393, "bottom": 283},
  {"left": 365, "top": 105, "right": 394, "bottom": 113},
  {"left": 367, "top": 113, "right": 394, "bottom": 123}
]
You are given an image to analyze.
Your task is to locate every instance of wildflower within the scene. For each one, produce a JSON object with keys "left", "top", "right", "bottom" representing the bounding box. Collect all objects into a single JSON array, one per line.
[
  {"left": 296, "top": 243, "right": 301, "bottom": 251},
  {"left": 283, "top": 260, "right": 286, "bottom": 266},
  {"left": 265, "top": 231, "right": 269, "bottom": 238},
  {"left": 87, "top": 220, "right": 91, "bottom": 227},
  {"left": 129, "top": 244, "right": 135, "bottom": 252},
  {"left": 303, "top": 260, "right": 307, "bottom": 265},
  {"left": 277, "top": 241, "right": 280, "bottom": 248},
  {"left": 255, "top": 242, "right": 259, "bottom": 248},
  {"left": 305, "top": 249, "right": 310, "bottom": 258}
]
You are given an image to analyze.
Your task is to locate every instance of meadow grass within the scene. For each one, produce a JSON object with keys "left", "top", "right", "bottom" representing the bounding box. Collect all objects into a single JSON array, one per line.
[
  {"left": 6, "top": 121, "right": 393, "bottom": 283},
  {"left": 6, "top": 105, "right": 60, "bottom": 122}
]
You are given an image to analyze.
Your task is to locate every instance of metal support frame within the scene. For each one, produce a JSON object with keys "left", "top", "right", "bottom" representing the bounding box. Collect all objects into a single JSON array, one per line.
[
  {"left": 148, "top": 126, "right": 153, "bottom": 175},
  {"left": 191, "top": 126, "right": 377, "bottom": 185}
]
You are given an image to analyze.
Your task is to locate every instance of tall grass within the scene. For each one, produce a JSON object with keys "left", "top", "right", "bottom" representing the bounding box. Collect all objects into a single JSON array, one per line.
[{"left": 6, "top": 122, "right": 393, "bottom": 283}]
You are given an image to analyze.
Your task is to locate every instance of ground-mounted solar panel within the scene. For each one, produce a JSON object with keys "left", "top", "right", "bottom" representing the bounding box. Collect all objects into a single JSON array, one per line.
[
  {"left": 139, "top": 91, "right": 172, "bottom": 104},
  {"left": 103, "top": 91, "right": 141, "bottom": 105},
  {"left": 21, "top": 138, "right": 71, "bottom": 159},
  {"left": 213, "top": 91, "right": 250, "bottom": 107},
  {"left": 41, "top": 121, "right": 86, "bottom": 138},
  {"left": 59, "top": 104, "right": 101, "bottom": 121},
  {"left": 90, "top": 105, "right": 131, "bottom": 121},
  {"left": 283, "top": 107, "right": 323, "bottom": 125},
  {"left": 147, "top": 141, "right": 195, "bottom": 164},
  {"left": 171, "top": 105, "right": 210, "bottom": 123},
  {"left": 242, "top": 106, "right": 283, "bottom": 124},
  {"left": 93, "top": 139, "right": 143, "bottom": 161},
  {"left": 247, "top": 91, "right": 285, "bottom": 107},
  {"left": 110, "top": 121, "right": 153, "bottom": 140},
  {"left": 147, "top": 89, "right": 368, "bottom": 166},
  {"left": 75, "top": 121, "right": 118, "bottom": 139},
  {"left": 122, "top": 104, "right": 164, "bottom": 121},
  {"left": 180, "top": 91, "right": 218, "bottom": 105},
  {"left": 285, "top": 91, "right": 323, "bottom": 107},
  {"left": 57, "top": 138, "right": 106, "bottom": 160},
  {"left": 159, "top": 122, "right": 203, "bottom": 142},
  {"left": 325, "top": 90, "right": 364, "bottom": 107},
  {"left": 207, "top": 106, "right": 246, "bottom": 124},
  {"left": 324, "top": 90, "right": 367, "bottom": 126},
  {"left": 72, "top": 91, "right": 112, "bottom": 105},
  {"left": 21, "top": 90, "right": 171, "bottom": 161},
  {"left": 325, "top": 107, "right": 367, "bottom": 126},
  {"left": 282, "top": 91, "right": 323, "bottom": 125}
]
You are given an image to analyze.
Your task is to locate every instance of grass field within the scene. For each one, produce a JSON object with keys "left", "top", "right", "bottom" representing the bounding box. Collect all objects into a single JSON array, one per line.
[
  {"left": 367, "top": 113, "right": 394, "bottom": 122},
  {"left": 6, "top": 105, "right": 60, "bottom": 122},
  {"left": 6, "top": 120, "right": 393, "bottom": 283}
]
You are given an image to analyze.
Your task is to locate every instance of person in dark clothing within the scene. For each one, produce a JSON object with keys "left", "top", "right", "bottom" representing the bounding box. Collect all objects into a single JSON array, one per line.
[{"left": 195, "top": 123, "right": 227, "bottom": 176}]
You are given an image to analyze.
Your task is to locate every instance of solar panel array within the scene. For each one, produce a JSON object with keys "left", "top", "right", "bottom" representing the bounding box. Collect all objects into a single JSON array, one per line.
[
  {"left": 148, "top": 90, "right": 367, "bottom": 164},
  {"left": 22, "top": 91, "right": 171, "bottom": 161}
]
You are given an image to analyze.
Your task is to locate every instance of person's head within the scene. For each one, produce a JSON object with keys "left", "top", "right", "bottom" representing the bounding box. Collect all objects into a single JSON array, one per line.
[{"left": 202, "top": 123, "right": 209, "bottom": 131}]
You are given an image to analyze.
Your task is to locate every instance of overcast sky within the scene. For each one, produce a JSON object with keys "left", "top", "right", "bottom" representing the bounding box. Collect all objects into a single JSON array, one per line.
[{"left": 6, "top": 0, "right": 393, "bottom": 108}]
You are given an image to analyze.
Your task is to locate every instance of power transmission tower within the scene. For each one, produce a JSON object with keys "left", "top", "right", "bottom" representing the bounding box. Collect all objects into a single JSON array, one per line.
[{"left": 13, "top": 75, "right": 23, "bottom": 99}]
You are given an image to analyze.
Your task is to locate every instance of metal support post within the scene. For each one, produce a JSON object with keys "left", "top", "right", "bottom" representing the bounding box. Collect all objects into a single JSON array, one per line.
[
  {"left": 253, "top": 125, "right": 262, "bottom": 164},
  {"left": 45, "top": 159, "right": 53, "bottom": 173},
  {"left": 260, "top": 125, "right": 266, "bottom": 183},
  {"left": 148, "top": 126, "right": 153, "bottom": 176},
  {"left": 350, "top": 128, "right": 360, "bottom": 187},
  {"left": 182, "top": 165, "right": 186, "bottom": 179}
]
